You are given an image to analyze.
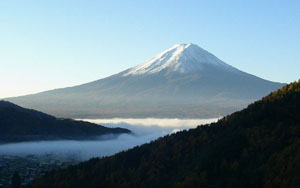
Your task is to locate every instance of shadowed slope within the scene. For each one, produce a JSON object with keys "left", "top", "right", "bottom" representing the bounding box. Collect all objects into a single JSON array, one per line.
[{"left": 0, "top": 101, "right": 131, "bottom": 143}]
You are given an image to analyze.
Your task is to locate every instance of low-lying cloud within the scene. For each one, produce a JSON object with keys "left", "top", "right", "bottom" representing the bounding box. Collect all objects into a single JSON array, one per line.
[
  {"left": 0, "top": 118, "right": 218, "bottom": 161},
  {"left": 79, "top": 118, "right": 219, "bottom": 127}
]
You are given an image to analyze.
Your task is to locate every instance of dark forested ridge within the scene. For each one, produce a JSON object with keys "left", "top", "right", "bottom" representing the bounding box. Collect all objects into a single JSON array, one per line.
[
  {"left": 0, "top": 101, "right": 130, "bottom": 143},
  {"left": 31, "top": 80, "right": 300, "bottom": 188}
]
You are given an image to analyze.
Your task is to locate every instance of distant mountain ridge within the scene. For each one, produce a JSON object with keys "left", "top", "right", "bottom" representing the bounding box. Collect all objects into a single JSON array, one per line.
[
  {"left": 6, "top": 43, "right": 284, "bottom": 118},
  {"left": 0, "top": 101, "right": 130, "bottom": 143}
]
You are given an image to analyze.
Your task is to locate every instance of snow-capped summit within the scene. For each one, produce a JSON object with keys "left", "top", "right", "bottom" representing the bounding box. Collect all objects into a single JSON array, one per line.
[
  {"left": 123, "top": 43, "right": 235, "bottom": 76},
  {"left": 7, "top": 43, "right": 283, "bottom": 119}
]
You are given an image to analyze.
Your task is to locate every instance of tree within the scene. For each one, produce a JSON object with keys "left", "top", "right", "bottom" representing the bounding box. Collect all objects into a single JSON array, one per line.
[{"left": 11, "top": 171, "right": 21, "bottom": 188}]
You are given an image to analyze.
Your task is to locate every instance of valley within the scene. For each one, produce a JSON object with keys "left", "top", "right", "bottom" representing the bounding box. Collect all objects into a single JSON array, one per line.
[
  {"left": 0, "top": 118, "right": 217, "bottom": 186},
  {"left": 0, "top": 154, "right": 77, "bottom": 187}
]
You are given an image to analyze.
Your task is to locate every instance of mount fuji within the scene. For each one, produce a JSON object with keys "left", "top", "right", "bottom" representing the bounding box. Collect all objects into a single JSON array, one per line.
[
  {"left": 6, "top": 43, "right": 283, "bottom": 118},
  {"left": 123, "top": 43, "right": 237, "bottom": 76}
]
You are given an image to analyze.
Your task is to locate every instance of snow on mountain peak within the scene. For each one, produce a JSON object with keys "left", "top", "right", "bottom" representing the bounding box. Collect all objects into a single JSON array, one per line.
[{"left": 123, "top": 43, "right": 235, "bottom": 76}]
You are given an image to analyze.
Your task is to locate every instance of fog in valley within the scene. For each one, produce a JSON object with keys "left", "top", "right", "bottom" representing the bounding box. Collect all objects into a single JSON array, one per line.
[{"left": 0, "top": 118, "right": 218, "bottom": 161}]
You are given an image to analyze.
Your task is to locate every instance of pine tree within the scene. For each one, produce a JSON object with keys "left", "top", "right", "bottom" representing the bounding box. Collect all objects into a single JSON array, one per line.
[{"left": 11, "top": 171, "right": 21, "bottom": 188}]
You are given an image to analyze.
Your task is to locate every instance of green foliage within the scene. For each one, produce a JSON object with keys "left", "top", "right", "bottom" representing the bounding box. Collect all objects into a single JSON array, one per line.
[{"left": 31, "top": 81, "right": 300, "bottom": 188}]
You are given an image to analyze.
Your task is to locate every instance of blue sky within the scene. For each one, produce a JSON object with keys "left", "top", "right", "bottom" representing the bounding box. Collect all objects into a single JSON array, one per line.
[{"left": 1, "top": 0, "right": 299, "bottom": 98}]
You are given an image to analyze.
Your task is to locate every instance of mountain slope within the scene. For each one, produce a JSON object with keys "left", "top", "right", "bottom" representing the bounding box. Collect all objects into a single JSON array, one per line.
[
  {"left": 6, "top": 43, "right": 283, "bottom": 118},
  {"left": 0, "top": 101, "right": 130, "bottom": 143},
  {"left": 31, "top": 80, "right": 300, "bottom": 188}
]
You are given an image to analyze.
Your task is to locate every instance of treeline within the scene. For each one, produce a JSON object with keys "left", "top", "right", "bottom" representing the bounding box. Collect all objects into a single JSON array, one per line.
[
  {"left": 0, "top": 101, "right": 130, "bottom": 142},
  {"left": 31, "top": 80, "right": 300, "bottom": 188}
]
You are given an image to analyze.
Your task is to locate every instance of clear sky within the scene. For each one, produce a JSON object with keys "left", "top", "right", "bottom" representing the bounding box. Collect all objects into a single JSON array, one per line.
[{"left": 1, "top": 0, "right": 299, "bottom": 98}]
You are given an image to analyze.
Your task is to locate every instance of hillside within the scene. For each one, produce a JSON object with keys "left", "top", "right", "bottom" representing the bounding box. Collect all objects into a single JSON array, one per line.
[
  {"left": 31, "top": 80, "right": 300, "bottom": 188},
  {"left": 0, "top": 101, "right": 130, "bottom": 143},
  {"left": 6, "top": 44, "right": 283, "bottom": 119}
]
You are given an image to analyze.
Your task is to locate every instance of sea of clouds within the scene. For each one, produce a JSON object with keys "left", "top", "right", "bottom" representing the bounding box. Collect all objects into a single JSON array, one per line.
[{"left": 0, "top": 118, "right": 218, "bottom": 161}]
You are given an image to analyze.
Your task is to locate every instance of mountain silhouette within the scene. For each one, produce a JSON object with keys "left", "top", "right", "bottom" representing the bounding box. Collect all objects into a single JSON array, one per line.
[
  {"left": 0, "top": 101, "right": 130, "bottom": 142},
  {"left": 6, "top": 43, "right": 283, "bottom": 118}
]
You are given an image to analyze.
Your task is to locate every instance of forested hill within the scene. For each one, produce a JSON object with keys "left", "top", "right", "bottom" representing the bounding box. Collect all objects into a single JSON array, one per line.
[
  {"left": 0, "top": 101, "right": 131, "bottom": 143},
  {"left": 32, "top": 80, "right": 300, "bottom": 188}
]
